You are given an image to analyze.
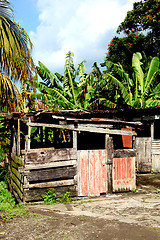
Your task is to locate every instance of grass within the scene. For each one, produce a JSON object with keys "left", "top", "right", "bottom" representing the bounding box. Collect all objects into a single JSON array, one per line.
[
  {"left": 42, "top": 188, "right": 72, "bottom": 204},
  {"left": 0, "top": 181, "right": 26, "bottom": 221}
]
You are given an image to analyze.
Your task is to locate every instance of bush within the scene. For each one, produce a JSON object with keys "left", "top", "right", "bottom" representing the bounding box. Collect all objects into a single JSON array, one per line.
[
  {"left": 0, "top": 181, "right": 26, "bottom": 221},
  {"left": 42, "top": 188, "right": 72, "bottom": 204}
]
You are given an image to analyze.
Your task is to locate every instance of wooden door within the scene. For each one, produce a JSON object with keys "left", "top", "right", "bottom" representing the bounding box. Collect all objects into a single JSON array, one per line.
[
  {"left": 112, "top": 156, "right": 136, "bottom": 192},
  {"left": 136, "top": 137, "right": 152, "bottom": 172},
  {"left": 152, "top": 140, "right": 160, "bottom": 172},
  {"left": 78, "top": 150, "right": 107, "bottom": 196}
]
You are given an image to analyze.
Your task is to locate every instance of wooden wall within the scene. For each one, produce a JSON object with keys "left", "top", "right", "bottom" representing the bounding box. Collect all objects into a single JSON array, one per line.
[
  {"left": 9, "top": 154, "right": 24, "bottom": 202},
  {"left": 10, "top": 148, "right": 77, "bottom": 202},
  {"left": 152, "top": 140, "right": 160, "bottom": 172}
]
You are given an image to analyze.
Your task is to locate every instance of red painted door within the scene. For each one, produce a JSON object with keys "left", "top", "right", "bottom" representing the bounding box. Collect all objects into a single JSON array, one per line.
[
  {"left": 78, "top": 150, "right": 107, "bottom": 197},
  {"left": 112, "top": 157, "right": 136, "bottom": 192}
]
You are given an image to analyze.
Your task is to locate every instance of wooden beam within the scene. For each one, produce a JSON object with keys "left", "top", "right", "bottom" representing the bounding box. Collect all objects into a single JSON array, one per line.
[
  {"left": 23, "top": 160, "right": 77, "bottom": 170},
  {"left": 23, "top": 179, "right": 75, "bottom": 189},
  {"left": 27, "top": 122, "right": 136, "bottom": 136}
]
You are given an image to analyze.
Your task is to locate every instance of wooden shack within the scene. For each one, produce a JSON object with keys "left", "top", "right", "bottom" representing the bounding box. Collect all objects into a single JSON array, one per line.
[
  {"left": 7, "top": 110, "right": 140, "bottom": 202},
  {"left": 112, "top": 107, "right": 160, "bottom": 173}
]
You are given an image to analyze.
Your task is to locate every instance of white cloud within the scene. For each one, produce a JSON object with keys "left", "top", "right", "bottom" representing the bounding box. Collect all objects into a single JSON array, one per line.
[{"left": 30, "top": 0, "right": 137, "bottom": 74}]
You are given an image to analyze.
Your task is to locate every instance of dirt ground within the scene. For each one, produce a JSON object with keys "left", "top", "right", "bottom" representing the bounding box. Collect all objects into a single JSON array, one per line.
[{"left": 0, "top": 174, "right": 160, "bottom": 240}]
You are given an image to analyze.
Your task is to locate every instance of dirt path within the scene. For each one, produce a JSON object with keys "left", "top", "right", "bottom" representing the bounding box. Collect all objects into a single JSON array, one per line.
[{"left": 0, "top": 174, "right": 160, "bottom": 240}]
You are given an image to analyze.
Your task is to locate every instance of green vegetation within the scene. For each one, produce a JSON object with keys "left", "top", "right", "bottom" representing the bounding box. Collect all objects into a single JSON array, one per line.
[
  {"left": 36, "top": 51, "right": 114, "bottom": 110},
  {"left": 156, "top": 190, "right": 160, "bottom": 195},
  {"left": 0, "top": 181, "right": 26, "bottom": 221},
  {"left": 42, "top": 188, "right": 72, "bottom": 204},
  {"left": 0, "top": 1, "right": 34, "bottom": 112},
  {"left": 106, "top": 0, "right": 160, "bottom": 72},
  {"left": 102, "top": 52, "right": 160, "bottom": 108}
]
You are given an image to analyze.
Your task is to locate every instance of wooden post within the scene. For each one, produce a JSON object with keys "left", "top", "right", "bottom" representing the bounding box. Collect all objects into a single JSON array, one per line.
[
  {"left": 73, "top": 131, "right": 77, "bottom": 150},
  {"left": 12, "top": 127, "right": 16, "bottom": 154},
  {"left": 25, "top": 118, "right": 31, "bottom": 150},
  {"left": 151, "top": 122, "right": 154, "bottom": 140},
  {"left": 105, "top": 134, "right": 113, "bottom": 193},
  {"left": 17, "top": 119, "right": 20, "bottom": 156}
]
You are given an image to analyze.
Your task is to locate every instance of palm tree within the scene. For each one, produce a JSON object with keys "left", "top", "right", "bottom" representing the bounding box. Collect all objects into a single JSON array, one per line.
[
  {"left": 0, "top": 0, "right": 34, "bottom": 111},
  {"left": 103, "top": 52, "right": 160, "bottom": 109}
]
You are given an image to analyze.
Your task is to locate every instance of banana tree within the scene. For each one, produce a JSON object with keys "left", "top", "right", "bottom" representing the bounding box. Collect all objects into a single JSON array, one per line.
[
  {"left": 103, "top": 52, "right": 160, "bottom": 109},
  {"left": 36, "top": 52, "right": 116, "bottom": 110},
  {"left": 37, "top": 52, "right": 80, "bottom": 109}
]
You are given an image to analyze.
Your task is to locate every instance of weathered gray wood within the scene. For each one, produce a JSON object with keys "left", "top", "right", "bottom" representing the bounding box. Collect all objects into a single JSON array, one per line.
[
  {"left": 114, "top": 149, "right": 136, "bottom": 158},
  {"left": 12, "top": 130, "right": 17, "bottom": 155},
  {"left": 25, "top": 118, "right": 31, "bottom": 150},
  {"left": 24, "top": 148, "right": 77, "bottom": 165},
  {"left": 136, "top": 137, "right": 152, "bottom": 172},
  {"left": 24, "top": 185, "right": 77, "bottom": 202},
  {"left": 21, "top": 147, "right": 55, "bottom": 154},
  {"left": 23, "top": 160, "right": 77, "bottom": 170},
  {"left": 152, "top": 140, "right": 160, "bottom": 172},
  {"left": 106, "top": 136, "right": 113, "bottom": 193},
  {"left": 151, "top": 122, "right": 154, "bottom": 140},
  {"left": 73, "top": 131, "right": 77, "bottom": 150},
  {"left": 23, "top": 179, "right": 75, "bottom": 189},
  {"left": 27, "top": 122, "right": 137, "bottom": 136},
  {"left": 26, "top": 166, "right": 76, "bottom": 182}
]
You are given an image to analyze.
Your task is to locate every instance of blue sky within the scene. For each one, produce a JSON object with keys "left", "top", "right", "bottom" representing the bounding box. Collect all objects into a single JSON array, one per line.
[{"left": 13, "top": 0, "right": 138, "bottom": 75}]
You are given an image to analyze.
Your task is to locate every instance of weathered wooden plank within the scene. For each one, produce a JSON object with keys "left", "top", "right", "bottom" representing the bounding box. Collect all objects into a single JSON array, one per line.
[
  {"left": 11, "top": 159, "right": 18, "bottom": 169},
  {"left": 136, "top": 137, "right": 152, "bottom": 172},
  {"left": 106, "top": 136, "right": 113, "bottom": 193},
  {"left": 11, "top": 154, "right": 24, "bottom": 166},
  {"left": 24, "top": 160, "right": 77, "bottom": 170},
  {"left": 27, "top": 122, "right": 137, "bottom": 136},
  {"left": 11, "top": 171, "right": 23, "bottom": 193},
  {"left": 26, "top": 166, "right": 76, "bottom": 182},
  {"left": 152, "top": 154, "right": 160, "bottom": 172},
  {"left": 25, "top": 148, "right": 77, "bottom": 165},
  {"left": 11, "top": 179, "right": 23, "bottom": 200},
  {"left": 11, "top": 165, "right": 23, "bottom": 182},
  {"left": 23, "top": 179, "right": 75, "bottom": 189},
  {"left": 21, "top": 147, "right": 55, "bottom": 154},
  {"left": 24, "top": 185, "right": 77, "bottom": 202},
  {"left": 114, "top": 149, "right": 136, "bottom": 158},
  {"left": 73, "top": 131, "right": 77, "bottom": 150}
]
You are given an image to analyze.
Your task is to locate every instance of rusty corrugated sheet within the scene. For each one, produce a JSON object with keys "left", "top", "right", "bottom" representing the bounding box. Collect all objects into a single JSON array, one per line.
[
  {"left": 113, "top": 157, "right": 136, "bottom": 192},
  {"left": 121, "top": 128, "right": 132, "bottom": 148}
]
